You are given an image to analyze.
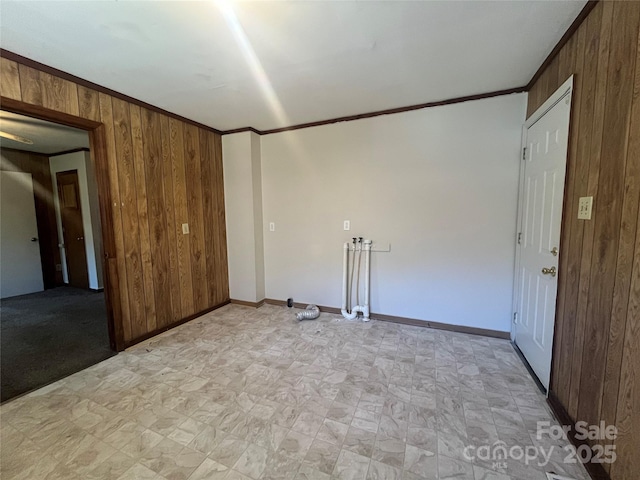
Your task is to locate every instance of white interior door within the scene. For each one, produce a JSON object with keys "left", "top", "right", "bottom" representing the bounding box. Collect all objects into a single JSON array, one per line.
[
  {"left": 514, "top": 80, "right": 572, "bottom": 391},
  {"left": 0, "top": 171, "right": 44, "bottom": 298}
]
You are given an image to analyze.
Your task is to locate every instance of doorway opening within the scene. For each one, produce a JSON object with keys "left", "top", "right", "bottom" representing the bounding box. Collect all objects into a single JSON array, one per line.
[{"left": 0, "top": 110, "right": 115, "bottom": 402}]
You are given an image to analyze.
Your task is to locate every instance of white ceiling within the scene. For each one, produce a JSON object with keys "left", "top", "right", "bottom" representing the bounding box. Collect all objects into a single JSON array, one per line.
[
  {"left": 0, "top": 111, "right": 90, "bottom": 154},
  {"left": 0, "top": 1, "right": 586, "bottom": 132}
]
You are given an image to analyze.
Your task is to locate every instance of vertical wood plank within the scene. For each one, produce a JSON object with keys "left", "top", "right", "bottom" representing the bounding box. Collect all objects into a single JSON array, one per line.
[
  {"left": 526, "top": 83, "right": 539, "bottom": 117},
  {"left": 112, "top": 97, "right": 144, "bottom": 342},
  {"left": 18, "top": 64, "right": 43, "bottom": 106},
  {"left": 130, "top": 105, "right": 157, "bottom": 331},
  {"left": 160, "top": 114, "right": 182, "bottom": 322},
  {"left": 212, "top": 133, "right": 229, "bottom": 304},
  {"left": 40, "top": 72, "right": 79, "bottom": 116},
  {"left": 184, "top": 124, "right": 208, "bottom": 312},
  {"left": 546, "top": 55, "right": 561, "bottom": 96},
  {"left": 168, "top": 118, "right": 195, "bottom": 317},
  {"left": 142, "top": 108, "right": 172, "bottom": 329},
  {"left": 577, "top": 0, "right": 640, "bottom": 428},
  {"left": 98, "top": 93, "right": 132, "bottom": 340},
  {"left": 0, "top": 58, "right": 21, "bottom": 100},
  {"left": 199, "top": 129, "right": 217, "bottom": 307},
  {"left": 611, "top": 202, "right": 640, "bottom": 479},
  {"left": 602, "top": 4, "right": 640, "bottom": 471},
  {"left": 77, "top": 86, "right": 101, "bottom": 122}
]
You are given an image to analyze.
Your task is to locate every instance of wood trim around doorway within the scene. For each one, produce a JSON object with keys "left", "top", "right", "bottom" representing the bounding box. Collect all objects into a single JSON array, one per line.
[{"left": 1, "top": 95, "right": 124, "bottom": 351}]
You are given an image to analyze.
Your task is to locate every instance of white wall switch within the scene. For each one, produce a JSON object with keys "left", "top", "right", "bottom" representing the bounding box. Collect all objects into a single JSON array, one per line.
[
  {"left": 343, "top": 220, "right": 350, "bottom": 231},
  {"left": 578, "top": 196, "right": 593, "bottom": 220},
  {"left": 182, "top": 223, "right": 190, "bottom": 234},
  {"left": 269, "top": 222, "right": 275, "bottom": 232}
]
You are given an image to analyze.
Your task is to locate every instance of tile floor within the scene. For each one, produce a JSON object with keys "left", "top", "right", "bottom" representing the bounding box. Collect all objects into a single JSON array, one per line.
[{"left": 0, "top": 304, "right": 590, "bottom": 480}]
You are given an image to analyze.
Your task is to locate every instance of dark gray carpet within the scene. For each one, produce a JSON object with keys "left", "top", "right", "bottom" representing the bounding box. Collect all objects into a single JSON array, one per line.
[{"left": 1, "top": 286, "right": 115, "bottom": 402}]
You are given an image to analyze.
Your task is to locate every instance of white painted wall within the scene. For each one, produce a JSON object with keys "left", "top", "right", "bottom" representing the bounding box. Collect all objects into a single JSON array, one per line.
[
  {"left": 222, "top": 132, "right": 265, "bottom": 302},
  {"left": 260, "top": 94, "right": 527, "bottom": 332},
  {"left": 49, "top": 151, "right": 104, "bottom": 290}
]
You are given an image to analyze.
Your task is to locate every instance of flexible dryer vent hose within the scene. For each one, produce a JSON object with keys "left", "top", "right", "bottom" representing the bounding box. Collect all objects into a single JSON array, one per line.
[{"left": 296, "top": 305, "right": 320, "bottom": 321}]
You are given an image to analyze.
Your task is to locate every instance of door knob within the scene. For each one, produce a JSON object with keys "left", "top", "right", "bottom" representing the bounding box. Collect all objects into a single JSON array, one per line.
[
  {"left": 77, "top": 236, "right": 84, "bottom": 241},
  {"left": 31, "top": 237, "right": 38, "bottom": 242},
  {"left": 550, "top": 247, "right": 558, "bottom": 256},
  {"left": 542, "top": 266, "right": 556, "bottom": 277}
]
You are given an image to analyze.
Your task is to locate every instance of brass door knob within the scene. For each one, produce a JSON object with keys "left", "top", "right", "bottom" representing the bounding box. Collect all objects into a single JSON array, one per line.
[{"left": 542, "top": 266, "right": 557, "bottom": 277}]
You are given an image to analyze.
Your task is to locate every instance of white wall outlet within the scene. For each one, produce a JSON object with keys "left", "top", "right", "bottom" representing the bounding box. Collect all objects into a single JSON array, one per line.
[
  {"left": 269, "top": 222, "right": 275, "bottom": 232},
  {"left": 343, "top": 220, "right": 350, "bottom": 231},
  {"left": 182, "top": 223, "right": 190, "bottom": 234},
  {"left": 578, "top": 196, "right": 593, "bottom": 220}
]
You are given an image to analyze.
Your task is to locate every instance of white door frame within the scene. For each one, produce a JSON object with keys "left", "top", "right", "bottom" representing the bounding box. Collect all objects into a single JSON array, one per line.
[{"left": 511, "top": 75, "right": 574, "bottom": 391}]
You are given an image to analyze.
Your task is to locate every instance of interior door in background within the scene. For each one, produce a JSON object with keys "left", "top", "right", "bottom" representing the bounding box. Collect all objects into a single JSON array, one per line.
[
  {"left": 514, "top": 81, "right": 572, "bottom": 391},
  {"left": 57, "top": 170, "right": 89, "bottom": 289},
  {"left": 0, "top": 171, "right": 44, "bottom": 298}
]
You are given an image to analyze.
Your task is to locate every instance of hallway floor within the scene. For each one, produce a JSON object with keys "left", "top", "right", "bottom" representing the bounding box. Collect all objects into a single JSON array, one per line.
[
  {"left": 0, "top": 304, "right": 589, "bottom": 480},
  {"left": 0, "top": 286, "right": 114, "bottom": 402}
]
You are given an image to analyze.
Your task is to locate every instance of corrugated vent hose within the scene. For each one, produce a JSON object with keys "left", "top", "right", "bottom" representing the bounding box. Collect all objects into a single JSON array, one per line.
[{"left": 296, "top": 304, "right": 320, "bottom": 321}]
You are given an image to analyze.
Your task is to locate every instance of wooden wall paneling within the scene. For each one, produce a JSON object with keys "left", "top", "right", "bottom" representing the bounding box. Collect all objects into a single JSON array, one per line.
[
  {"left": 546, "top": 55, "right": 561, "bottom": 96},
  {"left": 526, "top": 82, "right": 538, "bottom": 117},
  {"left": 40, "top": 71, "right": 79, "bottom": 116},
  {"left": 160, "top": 114, "right": 182, "bottom": 322},
  {"left": 603, "top": 14, "right": 640, "bottom": 474},
  {"left": 611, "top": 202, "right": 640, "bottom": 479},
  {"left": 129, "top": 105, "right": 157, "bottom": 337},
  {"left": 77, "top": 86, "right": 100, "bottom": 122},
  {"left": 168, "top": 118, "right": 195, "bottom": 317},
  {"left": 557, "top": 30, "right": 577, "bottom": 93},
  {"left": 550, "top": 22, "right": 585, "bottom": 407},
  {"left": 184, "top": 124, "right": 209, "bottom": 312},
  {"left": 112, "top": 97, "right": 143, "bottom": 341},
  {"left": 98, "top": 93, "right": 132, "bottom": 339},
  {"left": 578, "top": 0, "right": 640, "bottom": 430},
  {"left": 199, "top": 129, "right": 217, "bottom": 307},
  {"left": 212, "top": 133, "right": 229, "bottom": 304},
  {"left": 88, "top": 124, "right": 124, "bottom": 350},
  {"left": 141, "top": 108, "right": 172, "bottom": 329},
  {"left": 0, "top": 58, "right": 21, "bottom": 100},
  {"left": 1, "top": 56, "right": 230, "bottom": 348},
  {"left": 569, "top": 0, "right": 614, "bottom": 420},
  {"left": 17, "top": 64, "right": 42, "bottom": 106}
]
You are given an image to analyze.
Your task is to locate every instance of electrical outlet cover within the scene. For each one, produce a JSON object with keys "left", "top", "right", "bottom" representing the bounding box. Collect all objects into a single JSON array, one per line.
[{"left": 577, "top": 196, "right": 593, "bottom": 220}]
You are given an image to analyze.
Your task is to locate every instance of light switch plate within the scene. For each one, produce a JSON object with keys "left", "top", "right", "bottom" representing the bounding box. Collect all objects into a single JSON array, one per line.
[
  {"left": 343, "top": 220, "right": 350, "bottom": 231},
  {"left": 182, "top": 223, "right": 190, "bottom": 234},
  {"left": 578, "top": 196, "right": 593, "bottom": 220}
]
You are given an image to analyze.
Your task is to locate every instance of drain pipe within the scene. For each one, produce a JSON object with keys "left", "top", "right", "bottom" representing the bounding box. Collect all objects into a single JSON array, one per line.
[
  {"left": 362, "top": 239, "right": 371, "bottom": 321},
  {"left": 341, "top": 239, "right": 372, "bottom": 321},
  {"left": 341, "top": 242, "right": 356, "bottom": 319}
]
